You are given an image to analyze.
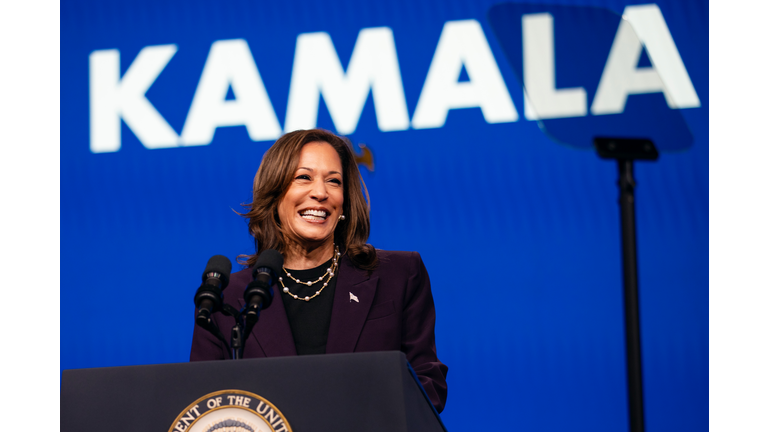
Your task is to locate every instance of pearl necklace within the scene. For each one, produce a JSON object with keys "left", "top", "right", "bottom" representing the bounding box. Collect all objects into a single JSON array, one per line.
[{"left": 279, "top": 245, "right": 341, "bottom": 302}]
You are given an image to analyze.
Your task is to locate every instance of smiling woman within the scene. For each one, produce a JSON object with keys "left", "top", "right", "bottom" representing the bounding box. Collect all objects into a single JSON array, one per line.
[
  {"left": 276, "top": 142, "right": 345, "bottom": 267},
  {"left": 189, "top": 129, "right": 448, "bottom": 413}
]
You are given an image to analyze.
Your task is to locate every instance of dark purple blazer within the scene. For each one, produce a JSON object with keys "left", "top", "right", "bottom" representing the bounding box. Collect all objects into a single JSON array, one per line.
[{"left": 190, "top": 250, "right": 448, "bottom": 412}]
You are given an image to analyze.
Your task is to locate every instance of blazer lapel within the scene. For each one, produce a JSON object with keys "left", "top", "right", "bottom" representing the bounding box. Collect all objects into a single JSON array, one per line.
[
  {"left": 238, "top": 287, "right": 297, "bottom": 357},
  {"left": 326, "top": 256, "right": 379, "bottom": 353}
]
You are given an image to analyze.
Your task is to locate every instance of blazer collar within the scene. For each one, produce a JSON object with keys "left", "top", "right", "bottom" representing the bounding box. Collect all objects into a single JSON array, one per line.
[
  {"left": 238, "top": 280, "right": 297, "bottom": 357},
  {"left": 326, "top": 255, "right": 379, "bottom": 353}
]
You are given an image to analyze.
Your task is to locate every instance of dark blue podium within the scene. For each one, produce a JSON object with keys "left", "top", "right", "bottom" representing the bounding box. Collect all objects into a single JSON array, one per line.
[{"left": 61, "top": 351, "right": 446, "bottom": 432}]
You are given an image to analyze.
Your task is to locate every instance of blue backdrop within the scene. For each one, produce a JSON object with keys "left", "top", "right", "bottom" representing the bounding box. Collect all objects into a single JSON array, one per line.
[{"left": 61, "top": 0, "right": 708, "bottom": 430}]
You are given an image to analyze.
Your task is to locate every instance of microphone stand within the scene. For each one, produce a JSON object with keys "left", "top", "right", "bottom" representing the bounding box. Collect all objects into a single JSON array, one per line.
[
  {"left": 197, "top": 303, "right": 254, "bottom": 360},
  {"left": 220, "top": 304, "right": 244, "bottom": 360},
  {"left": 594, "top": 137, "right": 658, "bottom": 432},
  {"left": 223, "top": 303, "right": 266, "bottom": 359},
  {"left": 229, "top": 304, "right": 265, "bottom": 360}
]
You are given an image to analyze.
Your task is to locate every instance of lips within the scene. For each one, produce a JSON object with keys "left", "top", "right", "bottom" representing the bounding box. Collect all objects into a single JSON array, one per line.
[{"left": 299, "top": 208, "right": 328, "bottom": 222}]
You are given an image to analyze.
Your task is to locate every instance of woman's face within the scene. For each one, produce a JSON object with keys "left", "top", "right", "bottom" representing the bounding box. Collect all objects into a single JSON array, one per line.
[{"left": 277, "top": 141, "right": 344, "bottom": 250}]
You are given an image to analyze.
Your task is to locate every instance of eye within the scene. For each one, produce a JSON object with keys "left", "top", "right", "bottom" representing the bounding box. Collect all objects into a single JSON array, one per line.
[
  {"left": 328, "top": 178, "right": 342, "bottom": 185},
  {"left": 295, "top": 174, "right": 311, "bottom": 181}
]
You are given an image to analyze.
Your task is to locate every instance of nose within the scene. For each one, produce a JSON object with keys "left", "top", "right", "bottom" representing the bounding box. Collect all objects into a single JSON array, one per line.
[{"left": 310, "top": 179, "right": 328, "bottom": 201}]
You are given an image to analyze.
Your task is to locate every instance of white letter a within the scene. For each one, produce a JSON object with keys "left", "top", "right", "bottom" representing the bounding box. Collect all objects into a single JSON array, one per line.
[
  {"left": 180, "top": 39, "right": 282, "bottom": 145},
  {"left": 412, "top": 20, "right": 518, "bottom": 129},
  {"left": 591, "top": 4, "right": 700, "bottom": 115}
]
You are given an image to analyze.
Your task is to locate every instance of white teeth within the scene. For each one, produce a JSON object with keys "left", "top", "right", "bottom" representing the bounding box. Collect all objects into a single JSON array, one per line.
[
  {"left": 300, "top": 209, "right": 327, "bottom": 219},
  {"left": 302, "top": 215, "right": 325, "bottom": 221}
]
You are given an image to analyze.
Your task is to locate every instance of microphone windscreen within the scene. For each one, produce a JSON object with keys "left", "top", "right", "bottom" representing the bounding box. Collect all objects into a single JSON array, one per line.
[
  {"left": 253, "top": 249, "right": 283, "bottom": 276},
  {"left": 202, "top": 255, "right": 232, "bottom": 287}
]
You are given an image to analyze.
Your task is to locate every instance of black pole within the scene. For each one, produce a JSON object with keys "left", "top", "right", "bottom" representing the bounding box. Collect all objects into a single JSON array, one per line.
[
  {"left": 618, "top": 159, "right": 644, "bottom": 432},
  {"left": 594, "top": 137, "right": 658, "bottom": 432}
]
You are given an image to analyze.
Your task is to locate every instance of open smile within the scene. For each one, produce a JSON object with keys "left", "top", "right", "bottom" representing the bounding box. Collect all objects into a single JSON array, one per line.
[{"left": 299, "top": 208, "right": 330, "bottom": 222}]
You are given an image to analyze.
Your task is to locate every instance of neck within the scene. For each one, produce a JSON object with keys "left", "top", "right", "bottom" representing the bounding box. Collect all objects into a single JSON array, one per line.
[{"left": 283, "top": 240, "right": 335, "bottom": 270}]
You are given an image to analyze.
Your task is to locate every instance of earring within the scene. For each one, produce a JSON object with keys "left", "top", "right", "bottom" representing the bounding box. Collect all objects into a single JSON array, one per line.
[{"left": 339, "top": 215, "right": 346, "bottom": 221}]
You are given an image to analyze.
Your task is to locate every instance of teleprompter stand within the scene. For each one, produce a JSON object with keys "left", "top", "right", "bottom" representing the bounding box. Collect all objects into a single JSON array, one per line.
[
  {"left": 61, "top": 351, "right": 447, "bottom": 432},
  {"left": 594, "top": 137, "right": 658, "bottom": 432}
]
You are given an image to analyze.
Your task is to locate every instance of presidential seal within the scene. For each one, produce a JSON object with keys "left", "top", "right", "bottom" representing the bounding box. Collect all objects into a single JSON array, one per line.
[{"left": 169, "top": 390, "right": 292, "bottom": 432}]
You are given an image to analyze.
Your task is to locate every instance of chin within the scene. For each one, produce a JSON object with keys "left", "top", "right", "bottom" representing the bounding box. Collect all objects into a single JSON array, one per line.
[{"left": 296, "top": 232, "right": 334, "bottom": 245}]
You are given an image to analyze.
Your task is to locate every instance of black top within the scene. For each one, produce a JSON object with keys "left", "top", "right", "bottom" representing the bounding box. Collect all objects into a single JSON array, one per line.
[{"left": 280, "top": 257, "right": 337, "bottom": 355}]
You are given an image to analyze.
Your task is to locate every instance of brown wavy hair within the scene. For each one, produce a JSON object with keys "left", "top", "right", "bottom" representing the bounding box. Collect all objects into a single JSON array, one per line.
[{"left": 238, "top": 129, "right": 377, "bottom": 270}]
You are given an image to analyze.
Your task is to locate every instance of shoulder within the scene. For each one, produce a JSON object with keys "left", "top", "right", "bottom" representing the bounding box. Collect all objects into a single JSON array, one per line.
[
  {"left": 374, "top": 249, "right": 421, "bottom": 263},
  {"left": 369, "top": 249, "right": 425, "bottom": 275},
  {"left": 223, "top": 266, "right": 253, "bottom": 302},
  {"left": 369, "top": 250, "right": 433, "bottom": 303},
  {"left": 230, "top": 266, "right": 253, "bottom": 286}
]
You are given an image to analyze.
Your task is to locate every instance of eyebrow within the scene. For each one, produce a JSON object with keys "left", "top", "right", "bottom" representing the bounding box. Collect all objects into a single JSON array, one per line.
[{"left": 297, "top": 167, "right": 342, "bottom": 176}]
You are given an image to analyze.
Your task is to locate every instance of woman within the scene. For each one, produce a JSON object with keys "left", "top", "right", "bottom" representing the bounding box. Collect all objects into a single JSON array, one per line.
[{"left": 190, "top": 129, "right": 447, "bottom": 412}]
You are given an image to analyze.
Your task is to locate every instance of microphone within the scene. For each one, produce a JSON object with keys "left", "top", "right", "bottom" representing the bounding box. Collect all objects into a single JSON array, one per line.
[
  {"left": 194, "top": 255, "right": 232, "bottom": 328},
  {"left": 243, "top": 249, "right": 283, "bottom": 324}
]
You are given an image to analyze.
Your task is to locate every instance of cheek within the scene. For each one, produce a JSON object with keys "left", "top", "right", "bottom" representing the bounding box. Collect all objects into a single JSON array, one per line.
[
  {"left": 276, "top": 198, "right": 292, "bottom": 222},
  {"left": 277, "top": 187, "right": 300, "bottom": 217},
  {"left": 333, "top": 190, "right": 345, "bottom": 208}
]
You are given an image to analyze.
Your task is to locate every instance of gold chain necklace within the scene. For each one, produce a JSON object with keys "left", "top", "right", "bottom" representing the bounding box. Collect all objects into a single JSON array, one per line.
[{"left": 280, "top": 245, "right": 341, "bottom": 302}]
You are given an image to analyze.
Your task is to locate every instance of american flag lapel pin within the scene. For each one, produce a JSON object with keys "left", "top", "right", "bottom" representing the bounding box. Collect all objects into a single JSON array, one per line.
[{"left": 349, "top": 292, "right": 359, "bottom": 303}]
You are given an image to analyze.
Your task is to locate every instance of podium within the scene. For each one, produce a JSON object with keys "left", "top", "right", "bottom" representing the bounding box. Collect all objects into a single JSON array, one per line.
[{"left": 61, "top": 351, "right": 446, "bottom": 432}]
